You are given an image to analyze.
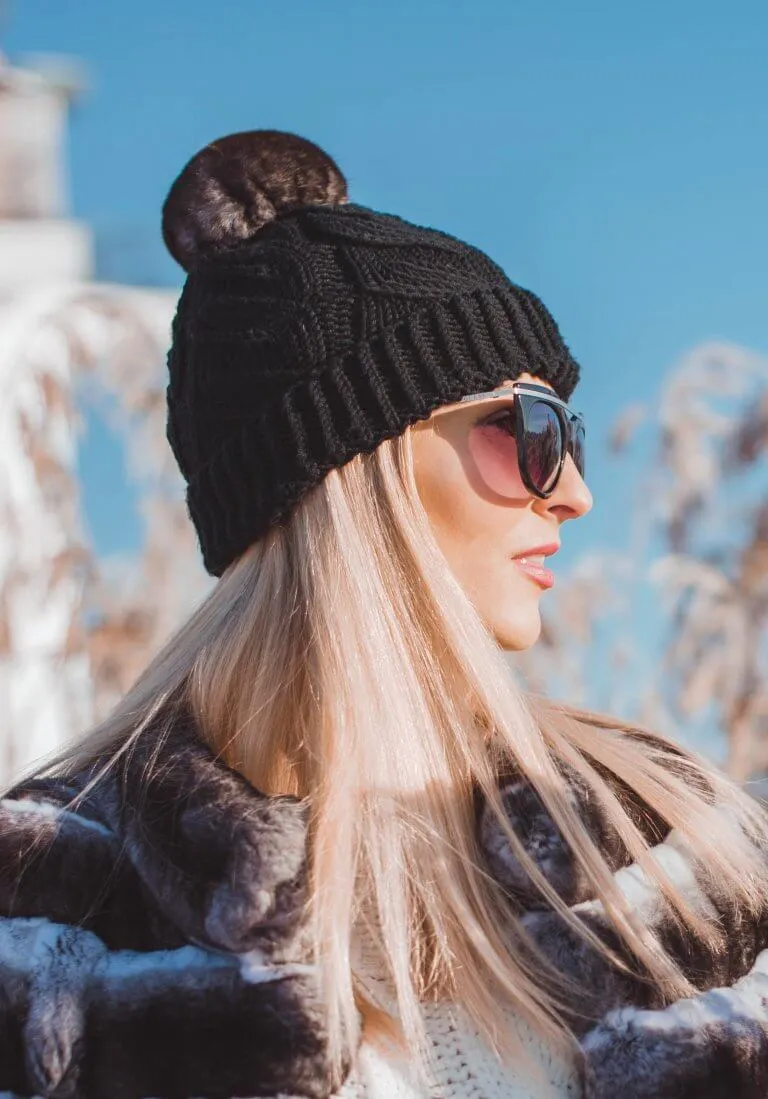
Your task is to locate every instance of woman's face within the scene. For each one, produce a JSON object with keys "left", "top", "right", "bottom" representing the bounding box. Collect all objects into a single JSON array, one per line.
[{"left": 411, "top": 373, "right": 593, "bottom": 651}]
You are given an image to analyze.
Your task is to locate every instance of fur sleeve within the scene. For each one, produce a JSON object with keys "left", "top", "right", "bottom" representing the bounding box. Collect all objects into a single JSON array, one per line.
[
  {"left": 0, "top": 795, "right": 182, "bottom": 952},
  {"left": 481, "top": 778, "right": 768, "bottom": 1034},
  {"left": 87, "top": 714, "right": 311, "bottom": 962},
  {"left": 581, "top": 948, "right": 768, "bottom": 1099},
  {"left": 0, "top": 916, "right": 339, "bottom": 1099},
  {"left": 519, "top": 822, "right": 733, "bottom": 1030}
]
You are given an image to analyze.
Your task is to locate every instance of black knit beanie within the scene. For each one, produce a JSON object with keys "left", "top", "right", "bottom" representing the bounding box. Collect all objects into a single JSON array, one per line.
[{"left": 162, "top": 131, "right": 582, "bottom": 576}]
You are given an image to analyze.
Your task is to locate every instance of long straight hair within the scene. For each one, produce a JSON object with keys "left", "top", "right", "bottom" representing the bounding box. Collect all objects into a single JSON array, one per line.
[{"left": 44, "top": 428, "right": 768, "bottom": 1084}]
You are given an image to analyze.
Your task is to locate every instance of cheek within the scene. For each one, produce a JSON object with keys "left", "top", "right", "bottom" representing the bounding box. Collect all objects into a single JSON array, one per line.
[
  {"left": 412, "top": 427, "right": 544, "bottom": 650},
  {"left": 413, "top": 432, "right": 508, "bottom": 551},
  {"left": 413, "top": 422, "right": 531, "bottom": 561}
]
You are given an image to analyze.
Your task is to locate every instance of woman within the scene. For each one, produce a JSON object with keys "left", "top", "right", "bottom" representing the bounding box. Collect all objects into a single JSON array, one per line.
[{"left": 1, "top": 130, "right": 768, "bottom": 1099}]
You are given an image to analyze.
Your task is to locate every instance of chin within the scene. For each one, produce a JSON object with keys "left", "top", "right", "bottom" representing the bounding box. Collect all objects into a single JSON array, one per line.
[{"left": 491, "top": 609, "right": 543, "bottom": 652}]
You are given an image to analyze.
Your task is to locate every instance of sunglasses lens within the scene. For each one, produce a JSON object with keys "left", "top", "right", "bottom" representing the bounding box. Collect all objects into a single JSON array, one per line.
[
  {"left": 570, "top": 421, "right": 586, "bottom": 479},
  {"left": 524, "top": 401, "right": 563, "bottom": 494},
  {"left": 467, "top": 398, "right": 565, "bottom": 499},
  {"left": 467, "top": 406, "right": 529, "bottom": 499}
]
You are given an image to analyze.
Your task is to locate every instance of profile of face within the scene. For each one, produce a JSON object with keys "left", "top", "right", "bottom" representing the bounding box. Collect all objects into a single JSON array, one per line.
[{"left": 411, "top": 373, "right": 593, "bottom": 651}]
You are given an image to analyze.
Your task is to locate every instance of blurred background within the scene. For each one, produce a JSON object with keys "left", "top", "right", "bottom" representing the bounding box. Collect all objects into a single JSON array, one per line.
[{"left": 0, "top": 1, "right": 766, "bottom": 787}]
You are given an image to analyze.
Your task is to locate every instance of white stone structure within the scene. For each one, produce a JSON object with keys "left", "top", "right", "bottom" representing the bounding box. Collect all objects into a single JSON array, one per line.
[
  {"left": 0, "top": 53, "right": 91, "bottom": 288},
  {"left": 0, "top": 55, "right": 205, "bottom": 786}
]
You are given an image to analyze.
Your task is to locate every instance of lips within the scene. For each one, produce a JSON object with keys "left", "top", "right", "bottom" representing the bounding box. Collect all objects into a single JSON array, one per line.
[{"left": 511, "top": 543, "right": 559, "bottom": 590}]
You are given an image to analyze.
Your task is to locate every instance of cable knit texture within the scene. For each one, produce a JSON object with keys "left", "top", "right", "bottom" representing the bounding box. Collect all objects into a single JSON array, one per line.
[
  {"left": 166, "top": 201, "right": 581, "bottom": 575},
  {"left": 335, "top": 933, "right": 580, "bottom": 1099}
]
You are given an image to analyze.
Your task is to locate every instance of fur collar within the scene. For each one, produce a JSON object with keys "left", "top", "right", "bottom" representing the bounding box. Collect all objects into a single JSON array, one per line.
[{"left": 0, "top": 707, "right": 767, "bottom": 1098}]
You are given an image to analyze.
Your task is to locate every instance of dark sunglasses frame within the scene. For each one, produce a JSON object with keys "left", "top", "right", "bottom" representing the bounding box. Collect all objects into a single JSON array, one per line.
[{"left": 458, "top": 382, "right": 586, "bottom": 499}]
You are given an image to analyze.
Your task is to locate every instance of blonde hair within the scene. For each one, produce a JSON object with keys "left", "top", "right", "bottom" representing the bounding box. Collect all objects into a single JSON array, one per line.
[{"left": 45, "top": 428, "right": 768, "bottom": 1086}]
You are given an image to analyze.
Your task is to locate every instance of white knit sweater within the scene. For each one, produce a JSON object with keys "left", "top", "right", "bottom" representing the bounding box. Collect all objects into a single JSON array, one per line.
[
  {"left": 333, "top": 938, "right": 581, "bottom": 1099},
  {"left": 341, "top": 1012, "right": 579, "bottom": 1099}
]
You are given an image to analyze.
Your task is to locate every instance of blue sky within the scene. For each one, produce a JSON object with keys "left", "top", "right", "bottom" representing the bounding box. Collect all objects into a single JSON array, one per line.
[{"left": 4, "top": 0, "right": 768, "bottom": 575}]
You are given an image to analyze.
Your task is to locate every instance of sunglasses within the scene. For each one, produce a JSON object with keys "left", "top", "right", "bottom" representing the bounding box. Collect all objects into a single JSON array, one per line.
[{"left": 435, "top": 382, "right": 586, "bottom": 500}]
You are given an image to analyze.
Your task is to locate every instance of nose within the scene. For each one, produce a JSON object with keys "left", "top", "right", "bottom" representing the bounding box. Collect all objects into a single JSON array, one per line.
[{"left": 538, "top": 454, "right": 593, "bottom": 521}]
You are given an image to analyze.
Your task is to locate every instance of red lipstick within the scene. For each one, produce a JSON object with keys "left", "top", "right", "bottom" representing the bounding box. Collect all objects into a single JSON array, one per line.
[{"left": 511, "top": 543, "right": 559, "bottom": 590}]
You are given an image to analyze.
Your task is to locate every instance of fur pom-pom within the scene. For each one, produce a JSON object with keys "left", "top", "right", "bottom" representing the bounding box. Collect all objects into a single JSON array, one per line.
[{"left": 162, "top": 129, "right": 348, "bottom": 270}]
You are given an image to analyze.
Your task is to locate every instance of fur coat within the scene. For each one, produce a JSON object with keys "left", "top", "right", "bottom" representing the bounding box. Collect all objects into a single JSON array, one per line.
[{"left": 1, "top": 707, "right": 768, "bottom": 1099}]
